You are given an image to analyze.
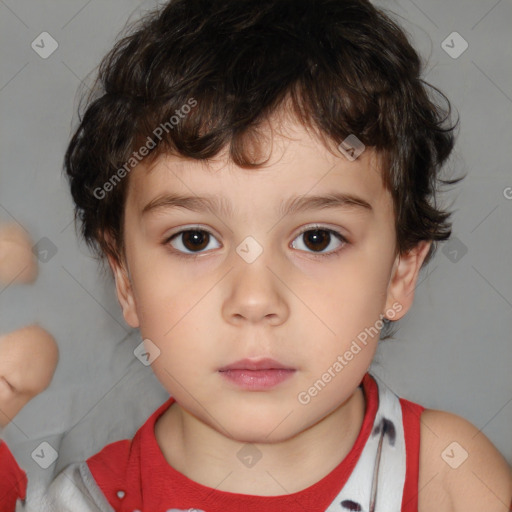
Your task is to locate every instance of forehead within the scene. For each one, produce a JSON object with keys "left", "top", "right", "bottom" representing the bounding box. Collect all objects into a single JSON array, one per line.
[{"left": 125, "top": 119, "right": 392, "bottom": 220}]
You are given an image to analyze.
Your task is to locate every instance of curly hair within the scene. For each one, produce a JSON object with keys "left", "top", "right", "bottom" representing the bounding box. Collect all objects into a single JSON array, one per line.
[{"left": 64, "top": 0, "right": 462, "bottom": 280}]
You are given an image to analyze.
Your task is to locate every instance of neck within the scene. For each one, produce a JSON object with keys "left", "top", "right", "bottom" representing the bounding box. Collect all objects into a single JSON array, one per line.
[{"left": 155, "top": 386, "right": 366, "bottom": 496}]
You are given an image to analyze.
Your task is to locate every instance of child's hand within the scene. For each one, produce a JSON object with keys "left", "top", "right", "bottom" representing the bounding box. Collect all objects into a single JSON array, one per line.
[
  {"left": 0, "top": 223, "right": 58, "bottom": 428},
  {"left": 0, "top": 223, "right": 38, "bottom": 285},
  {"left": 0, "top": 326, "right": 58, "bottom": 428}
]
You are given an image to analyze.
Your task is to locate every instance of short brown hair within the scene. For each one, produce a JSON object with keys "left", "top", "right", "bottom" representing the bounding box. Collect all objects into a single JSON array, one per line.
[{"left": 64, "top": 0, "right": 462, "bottom": 273}]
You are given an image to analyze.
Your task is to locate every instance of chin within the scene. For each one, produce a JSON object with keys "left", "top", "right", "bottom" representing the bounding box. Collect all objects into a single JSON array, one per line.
[{"left": 228, "top": 429, "right": 287, "bottom": 445}]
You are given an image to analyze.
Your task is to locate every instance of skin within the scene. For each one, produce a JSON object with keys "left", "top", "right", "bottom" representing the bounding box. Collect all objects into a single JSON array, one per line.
[
  {"left": 0, "top": 223, "right": 38, "bottom": 285},
  {"left": 0, "top": 224, "right": 59, "bottom": 429},
  {"left": 108, "top": 114, "right": 511, "bottom": 508},
  {"left": 0, "top": 326, "right": 59, "bottom": 428}
]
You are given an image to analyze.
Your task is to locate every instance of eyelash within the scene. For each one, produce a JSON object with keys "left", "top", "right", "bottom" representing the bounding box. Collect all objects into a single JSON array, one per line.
[{"left": 163, "top": 225, "right": 349, "bottom": 260}]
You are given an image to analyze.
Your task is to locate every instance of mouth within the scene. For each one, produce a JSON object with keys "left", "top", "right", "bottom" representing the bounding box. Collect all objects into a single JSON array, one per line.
[
  {"left": 218, "top": 358, "right": 295, "bottom": 372},
  {"left": 218, "top": 358, "right": 296, "bottom": 390}
]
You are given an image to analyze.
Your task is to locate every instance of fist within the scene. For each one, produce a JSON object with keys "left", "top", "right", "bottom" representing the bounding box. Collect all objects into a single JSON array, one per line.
[
  {"left": 0, "top": 222, "right": 58, "bottom": 428},
  {"left": 0, "top": 326, "right": 58, "bottom": 428}
]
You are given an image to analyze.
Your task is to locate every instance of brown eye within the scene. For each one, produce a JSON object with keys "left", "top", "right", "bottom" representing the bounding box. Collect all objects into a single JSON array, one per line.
[
  {"left": 291, "top": 227, "right": 347, "bottom": 256},
  {"left": 303, "top": 229, "right": 330, "bottom": 252},
  {"left": 167, "top": 229, "right": 220, "bottom": 255},
  {"left": 181, "top": 230, "right": 209, "bottom": 251}
]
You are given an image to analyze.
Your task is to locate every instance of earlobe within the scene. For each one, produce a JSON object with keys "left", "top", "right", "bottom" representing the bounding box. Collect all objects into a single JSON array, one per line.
[
  {"left": 107, "top": 254, "right": 140, "bottom": 328},
  {"left": 384, "top": 240, "right": 432, "bottom": 320}
]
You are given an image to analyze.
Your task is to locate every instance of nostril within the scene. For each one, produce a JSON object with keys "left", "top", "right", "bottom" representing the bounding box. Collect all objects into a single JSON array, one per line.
[{"left": 0, "top": 376, "right": 16, "bottom": 393}]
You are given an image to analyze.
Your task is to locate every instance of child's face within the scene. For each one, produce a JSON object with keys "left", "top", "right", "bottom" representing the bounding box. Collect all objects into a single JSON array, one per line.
[{"left": 110, "top": 116, "right": 428, "bottom": 443}]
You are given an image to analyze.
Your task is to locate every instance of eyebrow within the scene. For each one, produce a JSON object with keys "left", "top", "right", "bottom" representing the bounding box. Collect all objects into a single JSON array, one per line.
[{"left": 141, "top": 191, "right": 373, "bottom": 218}]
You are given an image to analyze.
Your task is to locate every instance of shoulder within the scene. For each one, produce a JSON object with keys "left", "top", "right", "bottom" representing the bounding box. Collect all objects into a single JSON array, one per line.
[
  {"left": 418, "top": 408, "right": 512, "bottom": 512},
  {"left": 86, "top": 438, "right": 131, "bottom": 469},
  {"left": 86, "top": 438, "right": 132, "bottom": 498}
]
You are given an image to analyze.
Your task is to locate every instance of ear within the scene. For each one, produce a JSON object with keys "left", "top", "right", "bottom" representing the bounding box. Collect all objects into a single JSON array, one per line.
[
  {"left": 384, "top": 240, "right": 432, "bottom": 321},
  {"left": 107, "top": 253, "right": 140, "bottom": 328}
]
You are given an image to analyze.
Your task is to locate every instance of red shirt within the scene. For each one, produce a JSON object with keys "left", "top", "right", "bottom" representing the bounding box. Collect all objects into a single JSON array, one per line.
[
  {"left": 87, "top": 373, "right": 424, "bottom": 511},
  {"left": 0, "top": 373, "right": 424, "bottom": 511},
  {"left": 0, "top": 438, "right": 27, "bottom": 512}
]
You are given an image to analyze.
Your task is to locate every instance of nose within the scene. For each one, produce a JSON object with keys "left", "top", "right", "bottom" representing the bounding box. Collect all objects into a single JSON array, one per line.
[{"left": 221, "top": 252, "right": 289, "bottom": 326}]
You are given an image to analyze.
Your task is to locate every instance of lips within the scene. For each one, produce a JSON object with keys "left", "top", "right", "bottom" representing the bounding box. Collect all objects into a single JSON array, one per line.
[
  {"left": 218, "top": 358, "right": 296, "bottom": 390},
  {"left": 218, "top": 358, "right": 295, "bottom": 372}
]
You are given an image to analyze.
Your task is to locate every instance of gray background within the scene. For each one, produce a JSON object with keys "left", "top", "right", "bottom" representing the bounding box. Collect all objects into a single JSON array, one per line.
[{"left": 0, "top": 0, "right": 511, "bottom": 494}]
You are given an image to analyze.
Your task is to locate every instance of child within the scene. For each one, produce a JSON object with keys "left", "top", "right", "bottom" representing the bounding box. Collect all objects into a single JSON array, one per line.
[{"left": 2, "top": 0, "right": 511, "bottom": 510}]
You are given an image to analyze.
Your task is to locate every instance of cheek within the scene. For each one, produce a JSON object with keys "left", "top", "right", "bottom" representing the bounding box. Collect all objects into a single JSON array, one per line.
[
  {"left": 132, "top": 276, "right": 215, "bottom": 368},
  {"left": 317, "top": 260, "right": 390, "bottom": 324},
  {"left": 145, "top": 316, "right": 212, "bottom": 396},
  {"left": 300, "top": 253, "right": 393, "bottom": 364},
  {"left": 129, "top": 252, "right": 184, "bottom": 328},
  {"left": 136, "top": 286, "right": 199, "bottom": 343}
]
